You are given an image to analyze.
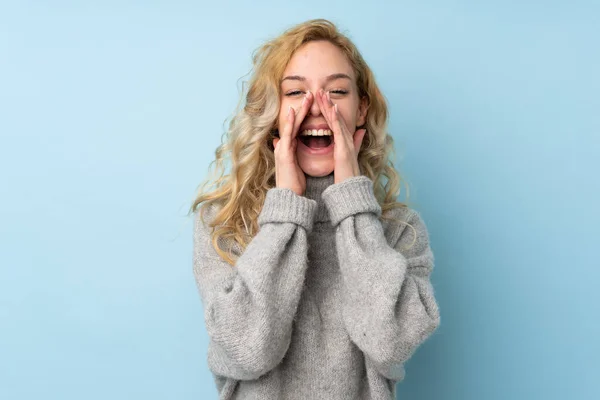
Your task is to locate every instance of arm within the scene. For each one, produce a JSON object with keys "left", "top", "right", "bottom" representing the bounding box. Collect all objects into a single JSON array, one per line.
[
  {"left": 193, "top": 188, "right": 317, "bottom": 381},
  {"left": 321, "top": 176, "right": 440, "bottom": 381}
]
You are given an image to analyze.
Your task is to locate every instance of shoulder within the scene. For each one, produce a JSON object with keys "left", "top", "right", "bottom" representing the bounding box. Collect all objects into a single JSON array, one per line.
[
  {"left": 194, "top": 202, "right": 244, "bottom": 258},
  {"left": 193, "top": 202, "right": 223, "bottom": 248},
  {"left": 194, "top": 202, "right": 222, "bottom": 230}
]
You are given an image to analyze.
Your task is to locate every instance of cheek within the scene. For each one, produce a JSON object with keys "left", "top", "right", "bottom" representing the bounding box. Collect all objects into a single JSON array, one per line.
[
  {"left": 277, "top": 108, "right": 287, "bottom": 129},
  {"left": 335, "top": 99, "right": 359, "bottom": 126},
  {"left": 277, "top": 99, "right": 300, "bottom": 129},
  {"left": 340, "top": 109, "right": 356, "bottom": 128},
  {"left": 277, "top": 99, "right": 292, "bottom": 128}
]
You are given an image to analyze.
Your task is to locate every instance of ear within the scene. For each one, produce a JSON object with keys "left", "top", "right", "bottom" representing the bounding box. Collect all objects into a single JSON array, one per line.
[{"left": 356, "top": 95, "right": 369, "bottom": 127}]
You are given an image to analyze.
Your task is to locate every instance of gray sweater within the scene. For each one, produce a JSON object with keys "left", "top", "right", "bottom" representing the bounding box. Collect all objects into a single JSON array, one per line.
[{"left": 193, "top": 173, "right": 440, "bottom": 399}]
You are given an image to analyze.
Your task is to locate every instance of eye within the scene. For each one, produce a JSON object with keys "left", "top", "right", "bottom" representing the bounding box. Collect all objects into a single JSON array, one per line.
[
  {"left": 284, "top": 90, "right": 304, "bottom": 97},
  {"left": 284, "top": 89, "right": 349, "bottom": 97}
]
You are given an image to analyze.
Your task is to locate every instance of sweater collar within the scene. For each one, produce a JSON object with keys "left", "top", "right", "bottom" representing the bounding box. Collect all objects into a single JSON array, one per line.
[{"left": 304, "top": 172, "right": 335, "bottom": 222}]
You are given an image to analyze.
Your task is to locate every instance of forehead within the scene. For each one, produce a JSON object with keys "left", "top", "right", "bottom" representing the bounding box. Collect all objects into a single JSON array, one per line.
[{"left": 283, "top": 40, "right": 355, "bottom": 81}]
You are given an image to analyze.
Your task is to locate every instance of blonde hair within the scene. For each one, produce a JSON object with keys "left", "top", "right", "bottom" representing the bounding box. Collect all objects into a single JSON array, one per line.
[{"left": 189, "top": 18, "right": 413, "bottom": 265}]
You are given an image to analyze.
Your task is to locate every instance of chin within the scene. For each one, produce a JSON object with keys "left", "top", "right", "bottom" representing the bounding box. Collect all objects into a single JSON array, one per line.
[{"left": 299, "top": 160, "right": 334, "bottom": 177}]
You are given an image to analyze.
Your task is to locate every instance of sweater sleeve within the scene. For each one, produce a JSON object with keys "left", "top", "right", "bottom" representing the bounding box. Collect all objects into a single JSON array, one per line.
[
  {"left": 321, "top": 176, "right": 440, "bottom": 381},
  {"left": 192, "top": 188, "right": 317, "bottom": 381}
]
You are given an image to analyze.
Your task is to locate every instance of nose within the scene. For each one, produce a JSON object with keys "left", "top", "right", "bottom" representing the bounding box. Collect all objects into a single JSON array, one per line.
[{"left": 308, "top": 90, "right": 322, "bottom": 117}]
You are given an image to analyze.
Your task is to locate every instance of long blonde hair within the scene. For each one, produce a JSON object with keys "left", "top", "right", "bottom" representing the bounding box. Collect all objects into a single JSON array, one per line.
[{"left": 189, "top": 18, "right": 411, "bottom": 265}]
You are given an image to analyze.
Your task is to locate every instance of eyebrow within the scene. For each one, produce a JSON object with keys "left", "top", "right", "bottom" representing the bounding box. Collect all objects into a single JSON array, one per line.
[{"left": 281, "top": 73, "right": 352, "bottom": 83}]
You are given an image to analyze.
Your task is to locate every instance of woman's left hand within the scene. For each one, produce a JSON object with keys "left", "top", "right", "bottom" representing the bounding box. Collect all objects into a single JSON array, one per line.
[{"left": 315, "top": 89, "right": 367, "bottom": 184}]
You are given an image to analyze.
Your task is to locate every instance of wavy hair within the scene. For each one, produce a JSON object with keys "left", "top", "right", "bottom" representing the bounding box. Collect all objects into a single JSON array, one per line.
[{"left": 189, "top": 18, "right": 413, "bottom": 265}]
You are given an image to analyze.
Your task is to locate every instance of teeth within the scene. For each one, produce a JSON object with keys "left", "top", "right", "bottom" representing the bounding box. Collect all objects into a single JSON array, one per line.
[{"left": 301, "top": 129, "right": 333, "bottom": 136}]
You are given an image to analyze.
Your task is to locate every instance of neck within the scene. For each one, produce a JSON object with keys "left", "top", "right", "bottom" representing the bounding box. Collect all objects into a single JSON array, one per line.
[{"left": 304, "top": 172, "right": 335, "bottom": 222}]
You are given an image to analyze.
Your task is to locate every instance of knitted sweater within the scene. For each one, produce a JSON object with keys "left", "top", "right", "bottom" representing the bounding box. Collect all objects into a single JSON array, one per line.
[{"left": 193, "top": 173, "right": 440, "bottom": 400}]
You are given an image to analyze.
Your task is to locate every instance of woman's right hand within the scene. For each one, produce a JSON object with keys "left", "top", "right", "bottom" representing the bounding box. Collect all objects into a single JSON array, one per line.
[{"left": 272, "top": 91, "right": 313, "bottom": 196}]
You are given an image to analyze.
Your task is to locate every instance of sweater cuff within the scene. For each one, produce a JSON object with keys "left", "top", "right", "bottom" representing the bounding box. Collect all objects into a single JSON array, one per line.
[
  {"left": 321, "top": 175, "right": 382, "bottom": 226},
  {"left": 257, "top": 188, "right": 318, "bottom": 232}
]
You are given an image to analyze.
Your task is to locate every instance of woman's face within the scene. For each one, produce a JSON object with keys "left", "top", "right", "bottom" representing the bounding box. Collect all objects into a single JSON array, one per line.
[{"left": 277, "top": 40, "right": 368, "bottom": 177}]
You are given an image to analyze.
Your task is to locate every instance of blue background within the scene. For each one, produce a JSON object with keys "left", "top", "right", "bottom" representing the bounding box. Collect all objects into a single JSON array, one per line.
[{"left": 1, "top": 1, "right": 598, "bottom": 399}]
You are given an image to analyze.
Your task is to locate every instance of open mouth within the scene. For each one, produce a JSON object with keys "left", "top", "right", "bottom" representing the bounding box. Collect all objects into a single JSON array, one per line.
[{"left": 299, "top": 129, "right": 334, "bottom": 149}]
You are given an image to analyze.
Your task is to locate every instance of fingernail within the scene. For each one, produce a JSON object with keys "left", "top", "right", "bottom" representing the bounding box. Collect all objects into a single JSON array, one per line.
[
  {"left": 288, "top": 105, "right": 292, "bottom": 116},
  {"left": 334, "top": 103, "right": 338, "bottom": 113}
]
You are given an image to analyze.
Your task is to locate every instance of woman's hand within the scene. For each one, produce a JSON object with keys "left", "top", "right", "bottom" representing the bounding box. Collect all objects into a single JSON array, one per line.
[
  {"left": 315, "top": 89, "right": 367, "bottom": 184},
  {"left": 273, "top": 91, "right": 314, "bottom": 196}
]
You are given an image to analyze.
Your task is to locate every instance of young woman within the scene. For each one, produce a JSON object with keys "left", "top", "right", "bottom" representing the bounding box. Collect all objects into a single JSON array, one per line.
[{"left": 190, "top": 19, "right": 440, "bottom": 400}]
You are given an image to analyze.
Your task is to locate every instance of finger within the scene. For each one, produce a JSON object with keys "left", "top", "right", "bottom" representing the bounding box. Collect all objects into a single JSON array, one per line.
[
  {"left": 315, "top": 90, "right": 334, "bottom": 128},
  {"left": 331, "top": 100, "right": 356, "bottom": 145},
  {"left": 292, "top": 91, "right": 313, "bottom": 138},
  {"left": 332, "top": 102, "right": 355, "bottom": 147},
  {"left": 326, "top": 91, "right": 334, "bottom": 107},
  {"left": 279, "top": 105, "right": 295, "bottom": 147},
  {"left": 326, "top": 91, "right": 338, "bottom": 122},
  {"left": 316, "top": 92, "right": 345, "bottom": 149},
  {"left": 330, "top": 103, "right": 344, "bottom": 145}
]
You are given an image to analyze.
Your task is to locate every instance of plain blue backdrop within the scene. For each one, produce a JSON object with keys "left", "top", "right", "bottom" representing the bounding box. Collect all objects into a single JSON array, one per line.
[{"left": 1, "top": 1, "right": 598, "bottom": 399}]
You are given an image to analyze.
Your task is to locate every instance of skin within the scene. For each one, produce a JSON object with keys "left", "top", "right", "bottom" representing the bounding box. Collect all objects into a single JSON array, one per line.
[{"left": 272, "top": 40, "right": 369, "bottom": 196}]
